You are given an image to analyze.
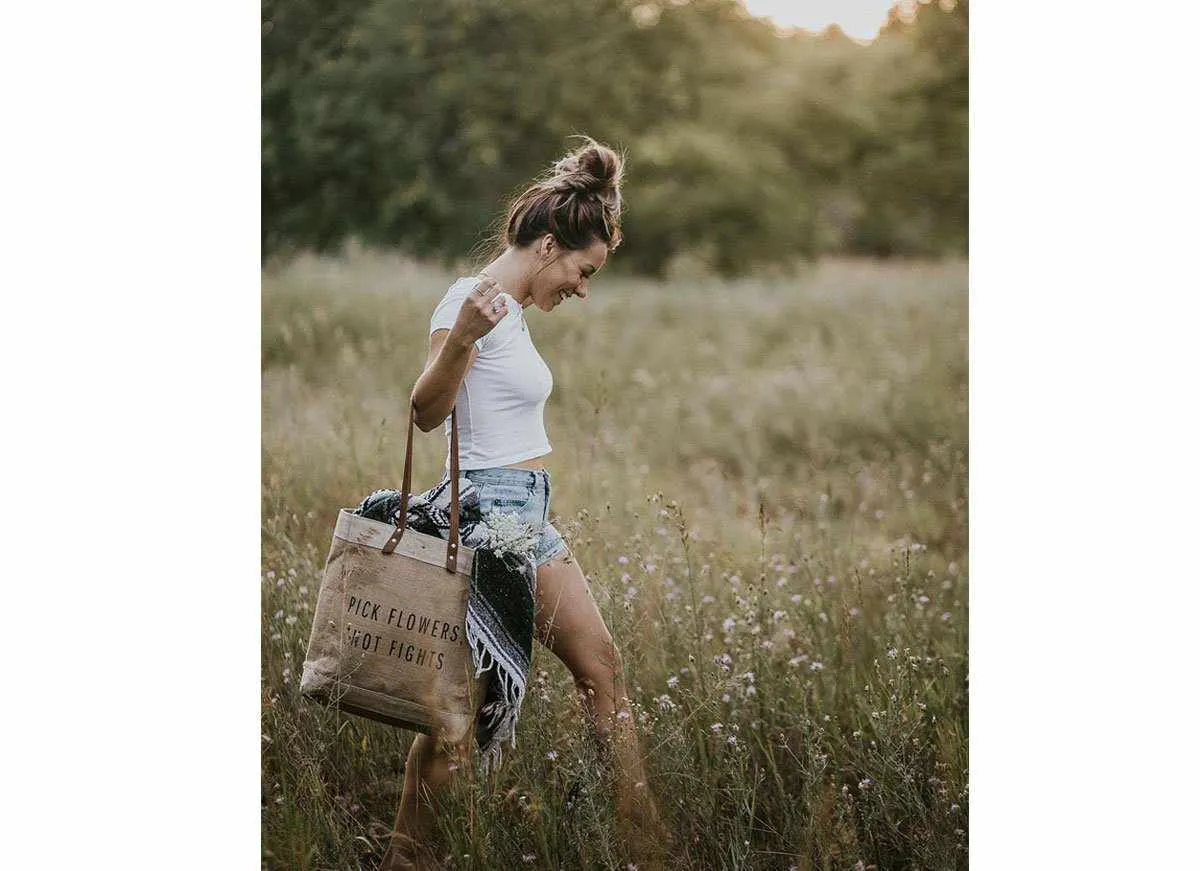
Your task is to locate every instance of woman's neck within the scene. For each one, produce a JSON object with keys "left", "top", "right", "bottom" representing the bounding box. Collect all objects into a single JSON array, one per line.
[{"left": 481, "top": 248, "right": 535, "bottom": 308}]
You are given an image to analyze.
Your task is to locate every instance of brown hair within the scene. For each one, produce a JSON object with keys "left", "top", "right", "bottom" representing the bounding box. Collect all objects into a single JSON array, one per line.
[{"left": 500, "top": 137, "right": 624, "bottom": 253}]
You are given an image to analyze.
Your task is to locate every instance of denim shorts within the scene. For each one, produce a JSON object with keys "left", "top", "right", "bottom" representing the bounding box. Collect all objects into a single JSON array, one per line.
[{"left": 463, "top": 467, "right": 570, "bottom": 568}]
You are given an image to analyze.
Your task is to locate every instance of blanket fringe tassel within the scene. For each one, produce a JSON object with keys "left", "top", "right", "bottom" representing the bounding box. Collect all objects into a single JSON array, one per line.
[{"left": 465, "top": 610, "right": 527, "bottom": 778}]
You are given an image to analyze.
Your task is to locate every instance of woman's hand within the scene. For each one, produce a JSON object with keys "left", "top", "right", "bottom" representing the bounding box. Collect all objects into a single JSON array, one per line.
[{"left": 449, "top": 274, "right": 509, "bottom": 346}]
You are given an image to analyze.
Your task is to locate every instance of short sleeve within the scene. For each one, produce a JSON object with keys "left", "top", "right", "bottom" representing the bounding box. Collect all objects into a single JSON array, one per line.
[{"left": 430, "top": 278, "right": 487, "bottom": 353}]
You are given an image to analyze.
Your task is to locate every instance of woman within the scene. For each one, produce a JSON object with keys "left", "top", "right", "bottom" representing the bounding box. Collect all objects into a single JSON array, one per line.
[{"left": 379, "top": 139, "right": 669, "bottom": 870}]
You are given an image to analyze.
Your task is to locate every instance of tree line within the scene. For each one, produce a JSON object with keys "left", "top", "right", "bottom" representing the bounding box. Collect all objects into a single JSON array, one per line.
[{"left": 262, "top": 0, "right": 967, "bottom": 276}]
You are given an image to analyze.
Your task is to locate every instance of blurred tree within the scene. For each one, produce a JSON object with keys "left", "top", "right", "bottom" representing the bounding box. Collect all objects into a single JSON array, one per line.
[{"left": 260, "top": 0, "right": 968, "bottom": 271}]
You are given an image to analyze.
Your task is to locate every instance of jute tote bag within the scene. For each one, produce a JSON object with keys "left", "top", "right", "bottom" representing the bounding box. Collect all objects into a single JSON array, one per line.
[{"left": 301, "top": 406, "right": 482, "bottom": 742}]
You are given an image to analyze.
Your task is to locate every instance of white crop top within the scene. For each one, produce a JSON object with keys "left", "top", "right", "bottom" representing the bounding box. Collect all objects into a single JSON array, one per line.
[{"left": 428, "top": 277, "right": 554, "bottom": 471}]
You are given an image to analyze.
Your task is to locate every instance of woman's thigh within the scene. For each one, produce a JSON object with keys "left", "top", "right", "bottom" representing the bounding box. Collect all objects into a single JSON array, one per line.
[{"left": 533, "top": 554, "right": 621, "bottom": 683}]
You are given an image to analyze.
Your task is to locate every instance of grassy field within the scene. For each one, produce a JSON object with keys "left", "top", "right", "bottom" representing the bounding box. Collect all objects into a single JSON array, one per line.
[{"left": 261, "top": 252, "right": 968, "bottom": 871}]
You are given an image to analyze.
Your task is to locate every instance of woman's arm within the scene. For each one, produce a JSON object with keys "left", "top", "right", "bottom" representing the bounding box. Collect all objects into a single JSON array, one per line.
[{"left": 410, "top": 276, "right": 508, "bottom": 431}]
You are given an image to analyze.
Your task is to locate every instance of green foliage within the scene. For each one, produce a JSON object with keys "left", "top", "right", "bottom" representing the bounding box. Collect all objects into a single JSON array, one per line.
[{"left": 261, "top": 0, "right": 968, "bottom": 269}]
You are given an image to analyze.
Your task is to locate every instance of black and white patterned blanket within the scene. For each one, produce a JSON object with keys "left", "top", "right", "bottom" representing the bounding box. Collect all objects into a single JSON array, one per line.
[{"left": 355, "top": 478, "right": 534, "bottom": 776}]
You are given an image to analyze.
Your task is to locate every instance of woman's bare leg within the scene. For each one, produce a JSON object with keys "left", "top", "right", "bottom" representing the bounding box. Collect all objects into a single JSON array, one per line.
[
  {"left": 380, "top": 677, "right": 485, "bottom": 871},
  {"left": 533, "top": 552, "right": 671, "bottom": 855}
]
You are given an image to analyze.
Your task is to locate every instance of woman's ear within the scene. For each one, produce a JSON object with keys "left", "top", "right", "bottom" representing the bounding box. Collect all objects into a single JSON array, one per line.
[{"left": 539, "top": 234, "right": 556, "bottom": 260}]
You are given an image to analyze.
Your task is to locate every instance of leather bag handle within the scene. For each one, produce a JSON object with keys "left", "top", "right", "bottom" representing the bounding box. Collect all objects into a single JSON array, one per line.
[{"left": 381, "top": 403, "right": 461, "bottom": 573}]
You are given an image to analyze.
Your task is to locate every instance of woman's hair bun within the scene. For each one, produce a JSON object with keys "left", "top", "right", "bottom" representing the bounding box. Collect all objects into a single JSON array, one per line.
[
  {"left": 500, "top": 136, "right": 625, "bottom": 252},
  {"left": 548, "top": 138, "right": 623, "bottom": 202}
]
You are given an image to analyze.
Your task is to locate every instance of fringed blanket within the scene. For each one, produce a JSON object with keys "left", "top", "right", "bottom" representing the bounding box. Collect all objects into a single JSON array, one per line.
[{"left": 356, "top": 478, "right": 535, "bottom": 776}]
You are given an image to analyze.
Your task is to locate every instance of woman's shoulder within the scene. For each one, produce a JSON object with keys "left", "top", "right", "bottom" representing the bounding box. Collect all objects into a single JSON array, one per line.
[{"left": 440, "top": 276, "right": 481, "bottom": 300}]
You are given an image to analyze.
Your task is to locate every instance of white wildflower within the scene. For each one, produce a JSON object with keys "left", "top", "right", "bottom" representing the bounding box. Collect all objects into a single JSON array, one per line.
[
  {"left": 481, "top": 508, "right": 539, "bottom": 559},
  {"left": 667, "top": 675, "right": 679, "bottom": 689}
]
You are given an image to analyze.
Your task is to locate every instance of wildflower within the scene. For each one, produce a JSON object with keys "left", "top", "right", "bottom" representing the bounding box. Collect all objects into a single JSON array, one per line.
[
  {"left": 657, "top": 695, "right": 675, "bottom": 712},
  {"left": 667, "top": 675, "right": 679, "bottom": 689},
  {"left": 809, "top": 661, "right": 825, "bottom": 672},
  {"left": 859, "top": 778, "right": 872, "bottom": 790},
  {"left": 772, "top": 610, "right": 785, "bottom": 622},
  {"left": 546, "top": 750, "right": 558, "bottom": 760},
  {"left": 618, "top": 555, "right": 629, "bottom": 565},
  {"left": 285, "top": 615, "right": 297, "bottom": 626},
  {"left": 617, "top": 710, "right": 631, "bottom": 721},
  {"left": 701, "top": 595, "right": 715, "bottom": 605},
  {"left": 790, "top": 594, "right": 802, "bottom": 605},
  {"left": 742, "top": 671, "right": 755, "bottom": 683},
  {"left": 722, "top": 693, "right": 731, "bottom": 703},
  {"left": 266, "top": 570, "right": 276, "bottom": 580},
  {"left": 887, "top": 647, "right": 898, "bottom": 659},
  {"left": 849, "top": 607, "right": 860, "bottom": 618},
  {"left": 918, "top": 595, "right": 930, "bottom": 605},
  {"left": 644, "top": 562, "right": 656, "bottom": 572},
  {"left": 710, "top": 723, "right": 723, "bottom": 734},
  {"left": 288, "top": 568, "right": 297, "bottom": 577},
  {"left": 950, "top": 803, "right": 960, "bottom": 813},
  {"left": 722, "top": 617, "right": 736, "bottom": 634},
  {"left": 273, "top": 609, "right": 284, "bottom": 620},
  {"left": 714, "top": 653, "right": 733, "bottom": 670},
  {"left": 826, "top": 575, "right": 836, "bottom": 585},
  {"left": 727, "top": 735, "right": 738, "bottom": 746},
  {"left": 523, "top": 853, "right": 537, "bottom": 863},
  {"left": 745, "top": 686, "right": 757, "bottom": 697},
  {"left": 942, "top": 611, "right": 952, "bottom": 621}
]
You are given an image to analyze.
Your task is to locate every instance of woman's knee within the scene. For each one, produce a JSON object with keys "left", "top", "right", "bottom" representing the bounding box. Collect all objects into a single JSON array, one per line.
[
  {"left": 572, "top": 636, "right": 625, "bottom": 695},
  {"left": 408, "top": 732, "right": 470, "bottom": 782}
]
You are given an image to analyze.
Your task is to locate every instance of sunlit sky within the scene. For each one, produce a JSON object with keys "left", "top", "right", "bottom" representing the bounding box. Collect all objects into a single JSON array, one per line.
[{"left": 741, "top": 0, "right": 912, "bottom": 42}]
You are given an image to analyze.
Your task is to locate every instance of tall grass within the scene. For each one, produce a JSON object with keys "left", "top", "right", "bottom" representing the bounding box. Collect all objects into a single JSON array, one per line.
[{"left": 262, "top": 251, "right": 968, "bottom": 870}]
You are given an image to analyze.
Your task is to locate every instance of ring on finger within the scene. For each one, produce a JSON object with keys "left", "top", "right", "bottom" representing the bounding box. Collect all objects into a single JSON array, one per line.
[{"left": 491, "top": 302, "right": 501, "bottom": 313}]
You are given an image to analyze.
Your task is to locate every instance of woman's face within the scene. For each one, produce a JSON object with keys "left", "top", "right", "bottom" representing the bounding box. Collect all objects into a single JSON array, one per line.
[{"left": 529, "top": 236, "right": 609, "bottom": 312}]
